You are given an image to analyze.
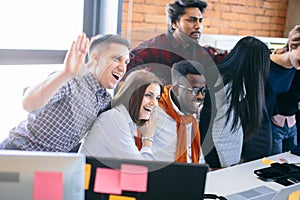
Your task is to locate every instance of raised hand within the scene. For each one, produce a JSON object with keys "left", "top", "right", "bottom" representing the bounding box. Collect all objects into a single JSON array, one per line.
[{"left": 64, "top": 33, "right": 90, "bottom": 78}]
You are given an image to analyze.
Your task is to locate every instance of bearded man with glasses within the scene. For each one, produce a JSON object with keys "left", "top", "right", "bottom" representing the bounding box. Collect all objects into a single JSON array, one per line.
[{"left": 148, "top": 60, "right": 207, "bottom": 164}]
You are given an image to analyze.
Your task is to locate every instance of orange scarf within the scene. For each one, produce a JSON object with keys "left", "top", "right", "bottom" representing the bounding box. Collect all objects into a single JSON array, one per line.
[
  {"left": 135, "top": 130, "right": 142, "bottom": 151},
  {"left": 159, "top": 86, "right": 201, "bottom": 163}
]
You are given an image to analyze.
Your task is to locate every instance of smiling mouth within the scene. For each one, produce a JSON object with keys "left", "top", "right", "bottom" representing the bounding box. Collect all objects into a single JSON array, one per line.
[
  {"left": 294, "top": 60, "right": 300, "bottom": 70},
  {"left": 193, "top": 100, "right": 204, "bottom": 107},
  {"left": 191, "top": 32, "right": 200, "bottom": 37},
  {"left": 143, "top": 106, "right": 152, "bottom": 113},
  {"left": 112, "top": 73, "right": 121, "bottom": 80},
  {"left": 193, "top": 102, "right": 201, "bottom": 107}
]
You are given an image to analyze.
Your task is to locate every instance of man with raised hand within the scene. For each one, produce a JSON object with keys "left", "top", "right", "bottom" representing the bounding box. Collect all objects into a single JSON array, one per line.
[{"left": 0, "top": 33, "right": 130, "bottom": 152}]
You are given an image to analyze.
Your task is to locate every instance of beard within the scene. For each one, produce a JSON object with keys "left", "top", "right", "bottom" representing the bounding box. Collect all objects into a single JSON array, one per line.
[{"left": 177, "top": 27, "right": 200, "bottom": 44}]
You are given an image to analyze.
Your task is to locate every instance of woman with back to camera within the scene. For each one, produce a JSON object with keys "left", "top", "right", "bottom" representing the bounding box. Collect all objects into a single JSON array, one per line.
[
  {"left": 212, "top": 36, "right": 270, "bottom": 167},
  {"left": 243, "top": 26, "right": 300, "bottom": 161},
  {"left": 80, "top": 69, "right": 163, "bottom": 160}
]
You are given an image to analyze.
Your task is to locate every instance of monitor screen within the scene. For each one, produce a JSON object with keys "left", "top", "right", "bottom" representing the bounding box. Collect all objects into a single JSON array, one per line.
[
  {"left": 0, "top": 150, "right": 85, "bottom": 200},
  {"left": 85, "top": 156, "right": 209, "bottom": 200}
]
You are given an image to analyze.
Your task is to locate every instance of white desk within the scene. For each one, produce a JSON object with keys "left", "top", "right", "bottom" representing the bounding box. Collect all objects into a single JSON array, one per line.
[{"left": 205, "top": 152, "right": 300, "bottom": 196}]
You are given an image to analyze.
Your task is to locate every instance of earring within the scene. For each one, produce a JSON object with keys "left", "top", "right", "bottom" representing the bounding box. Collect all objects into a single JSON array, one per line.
[{"left": 172, "top": 25, "right": 177, "bottom": 29}]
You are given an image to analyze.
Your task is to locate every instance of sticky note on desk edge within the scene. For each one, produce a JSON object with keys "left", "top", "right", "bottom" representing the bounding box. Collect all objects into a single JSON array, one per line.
[
  {"left": 109, "top": 194, "right": 136, "bottom": 200},
  {"left": 120, "top": 164, "right": 148, "bottom": 192},
  {"left": 84, "top": 164, "right": 91, "bottom": 190},
  {"left": 94, "top": 168, "right": 122, "bottom": 195},
  {"left": 33, "top": 171, "right": 63, "bottom": 200},
  {"left": 289, "top": 190, "right": 300, "bottom": 200},
  {"left": 261, "top": 157, "right": 275, "bottom": 165}
]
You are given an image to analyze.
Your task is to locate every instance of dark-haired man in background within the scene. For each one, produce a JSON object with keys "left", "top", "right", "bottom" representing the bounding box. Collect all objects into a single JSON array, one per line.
[{"left": 127, "top": 0, "right": 226, "bottom": 168}]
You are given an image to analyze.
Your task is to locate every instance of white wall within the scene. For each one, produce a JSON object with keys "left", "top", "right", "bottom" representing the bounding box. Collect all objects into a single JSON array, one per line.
[{"left": 200, "top": 34, "right": 288, "bottom": 50}]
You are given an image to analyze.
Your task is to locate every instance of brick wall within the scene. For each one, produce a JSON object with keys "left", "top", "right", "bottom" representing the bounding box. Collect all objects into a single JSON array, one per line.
[{"left": 121, "top": 0, "right": 288, "bottom": 48}]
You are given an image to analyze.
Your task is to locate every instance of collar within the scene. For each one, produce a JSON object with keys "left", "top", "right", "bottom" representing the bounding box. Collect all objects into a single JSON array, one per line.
[
  {"left": 83, "top": 72, "right": 106, "bottom": 95},
  {"left": 166, "top": 32, "right": 182, "bottom": 49}
]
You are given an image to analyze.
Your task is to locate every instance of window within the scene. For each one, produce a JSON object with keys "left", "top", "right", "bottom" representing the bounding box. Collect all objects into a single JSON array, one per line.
[
  {"left": 0, "top": 0, "right": 84, "bottom": 50},
  {"left": 0, "top": 64, "right": 63, "bottom": 142},
  {"left": 0, "top": 0, "right": 123, "bottom": 142},
  {"left": 0, "top": 0, "right": 84, "bottom": 141}
]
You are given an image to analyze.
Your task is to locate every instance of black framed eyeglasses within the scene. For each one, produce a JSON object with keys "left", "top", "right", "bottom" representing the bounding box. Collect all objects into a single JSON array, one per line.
[{"left": 178, "top": 85, "right": 208, "bottom": 96}]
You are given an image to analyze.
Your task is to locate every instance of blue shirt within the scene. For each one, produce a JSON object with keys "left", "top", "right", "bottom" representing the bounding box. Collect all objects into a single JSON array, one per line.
[
  {"left": 275, "top": 70, "right": 300, "bottom": 116},
  {"left": 242, "top": 61, "right": 296, "bottom": 161}
]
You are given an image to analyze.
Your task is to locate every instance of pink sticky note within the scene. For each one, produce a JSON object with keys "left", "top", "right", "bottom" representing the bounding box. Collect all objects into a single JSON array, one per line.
[
  {"left": 120, "top": 164, "right": 148, "bottom": 192},
  {"left": 33, "top": 171, "right": 63, "bottom": 200},
  {"left": 94, "top": 168, "right": 122, "bottom": 195}
]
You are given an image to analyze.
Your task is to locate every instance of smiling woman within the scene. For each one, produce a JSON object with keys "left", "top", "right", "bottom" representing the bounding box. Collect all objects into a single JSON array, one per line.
[{"left": 80, "top": 70, "right": 163, "bottom": 160}]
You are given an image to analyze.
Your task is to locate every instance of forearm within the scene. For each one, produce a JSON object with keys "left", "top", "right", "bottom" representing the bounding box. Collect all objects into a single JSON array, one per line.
[
  {"left": 22, "top": 33, "right": 89, "bottom": 112},
  {"left": 270, "top": 53, "right": 294, "bottom": 69},
  {"left": 22, "top": 70, "right": 73, "bottom": 112}
]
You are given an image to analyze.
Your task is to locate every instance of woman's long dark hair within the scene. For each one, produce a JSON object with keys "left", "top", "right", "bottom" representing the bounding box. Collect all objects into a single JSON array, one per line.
[{"left": 217, "top": 36, "right": 270, "bottom": 139}]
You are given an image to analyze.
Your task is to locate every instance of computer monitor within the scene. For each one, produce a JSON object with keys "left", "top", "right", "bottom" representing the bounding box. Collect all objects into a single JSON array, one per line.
[
  {"left": 0, "top": 150, "right": 85, "bottom": 200},
  {"left": 85, "top": 156, "right": 209, "bottom": 200}
]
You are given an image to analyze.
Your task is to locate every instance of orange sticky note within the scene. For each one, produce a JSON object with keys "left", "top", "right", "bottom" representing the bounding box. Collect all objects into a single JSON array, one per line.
[
  {"left": 261, "top": 157, "right": 275, "bottom": 165},
  {"left": 33, "top": 171, "right": 63, "bottom": 200},
  {"left": 120, "top": 164, "right": 148, "bottom": 192},
  {"left": 109, "top": 194, "right": 136, "bottom": 200},
  {"left": 288, "top": 190, "right": 300, "bottom": 200},
  {"left": 84, "top": 164, "right": 92, "bottom": 190},
  {"left": 94, "top": 168, "right": 122, "bottom": 195}
]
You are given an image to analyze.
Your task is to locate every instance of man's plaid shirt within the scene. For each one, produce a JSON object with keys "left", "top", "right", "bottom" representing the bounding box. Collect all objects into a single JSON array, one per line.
[{"left": 8, "top": 72, "right": 112, "bottom": 152}]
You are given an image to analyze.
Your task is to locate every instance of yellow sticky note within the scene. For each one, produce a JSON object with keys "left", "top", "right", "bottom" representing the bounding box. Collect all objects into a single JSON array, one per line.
[
  {"left": 84, "top": 163, "right": 92, "bottom": 190},
  {"left": 109, "top": 195, "right": 136, "bottom": 200},
  {"left": 261, "top": 157, "right": 275, "bottom": 165},
  {"left": 288, "top": 190, "right": 300, "bottom": 200}
]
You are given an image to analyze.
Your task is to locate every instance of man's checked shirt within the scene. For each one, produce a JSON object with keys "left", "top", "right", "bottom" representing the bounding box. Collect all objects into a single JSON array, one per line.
[{"left": 8, "top": 72, "right": 112, "bottom": 152}]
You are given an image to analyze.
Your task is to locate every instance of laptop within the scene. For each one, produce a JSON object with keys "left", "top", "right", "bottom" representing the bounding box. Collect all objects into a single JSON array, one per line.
[
  {"left": 85, "top": 156, "right": 209, "bottom": 200},
  {"left": 0, "top": 150, "right": 85, "bottom": 200},
  {"left": 225, "top": 183, "right": 300, "bottom": 200}
]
